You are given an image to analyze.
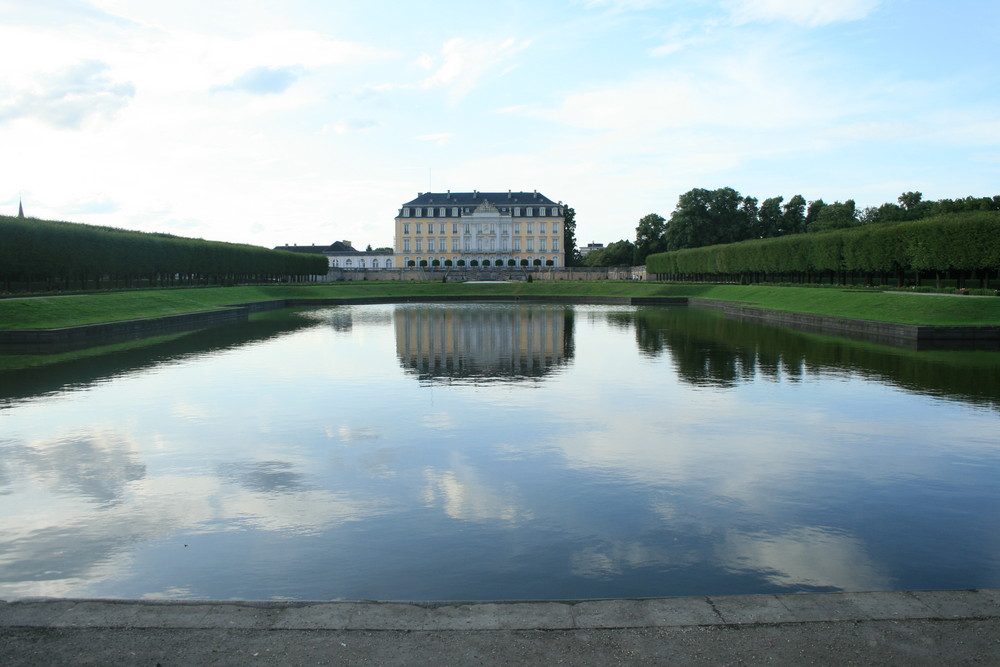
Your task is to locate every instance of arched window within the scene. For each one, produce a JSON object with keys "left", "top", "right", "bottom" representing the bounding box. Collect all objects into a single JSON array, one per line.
[{"left": 345, "top": 259, "right": 352, "bottom": 267}]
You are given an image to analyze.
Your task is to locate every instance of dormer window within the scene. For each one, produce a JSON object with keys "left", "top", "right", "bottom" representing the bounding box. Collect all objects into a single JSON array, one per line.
[{"left": 403, "top": 208, "right": 411, "bottom": 217}]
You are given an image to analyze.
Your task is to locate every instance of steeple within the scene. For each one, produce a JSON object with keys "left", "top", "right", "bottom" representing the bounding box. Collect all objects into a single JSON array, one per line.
[{"left": 17, "top": 198, "right": 24, "bottom": 218}]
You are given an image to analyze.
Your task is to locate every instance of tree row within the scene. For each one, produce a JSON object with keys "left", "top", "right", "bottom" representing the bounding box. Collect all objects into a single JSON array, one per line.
[
  {"left": 1, "top": 215, "right": 329, "bottom": 292},
  {"left": 646, "top": 211, "right": 1000, "bottom": 289}
]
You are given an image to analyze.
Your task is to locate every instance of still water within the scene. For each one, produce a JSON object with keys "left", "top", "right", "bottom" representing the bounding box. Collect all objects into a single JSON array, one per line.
[{"left": 1, "top": 303, "right": 999, "bottom": 601}]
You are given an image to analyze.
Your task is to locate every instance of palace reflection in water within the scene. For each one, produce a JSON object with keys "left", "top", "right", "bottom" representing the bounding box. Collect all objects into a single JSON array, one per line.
[
  {"left": 1, "top": 303, "right": 999, "bottom": 601},
  {"left": 394, "top": 304, "right": 573, "bottom": 382}
]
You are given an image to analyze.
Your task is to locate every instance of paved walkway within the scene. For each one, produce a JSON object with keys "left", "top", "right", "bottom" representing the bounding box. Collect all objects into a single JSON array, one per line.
[{"left": 3, "top": 589, "right": 999, "bottom": 665}]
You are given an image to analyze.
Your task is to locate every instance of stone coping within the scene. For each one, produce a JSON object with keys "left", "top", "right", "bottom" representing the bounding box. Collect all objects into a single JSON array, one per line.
[
  {"left": 2, "top": 589, "right": 998, "bottom": 631},
  {"left": 2, "top": 296, "right": 998, "bottom": 352}
]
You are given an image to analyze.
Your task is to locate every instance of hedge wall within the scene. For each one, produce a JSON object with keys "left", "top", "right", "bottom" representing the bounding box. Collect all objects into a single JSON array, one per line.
[
  {"left": 0, "top": 215, "right": 328, "bottom": 291},
  {"left": 646, "top": 211, "right": 1000, "bottom": 287}
]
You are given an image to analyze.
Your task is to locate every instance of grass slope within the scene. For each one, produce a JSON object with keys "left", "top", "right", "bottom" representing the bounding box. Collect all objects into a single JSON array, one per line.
[{"left": 1, "top": 282, "right": 999, "bottom": 330}]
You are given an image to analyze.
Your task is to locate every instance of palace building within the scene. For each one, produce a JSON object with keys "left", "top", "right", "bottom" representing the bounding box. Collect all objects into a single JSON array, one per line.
[{"left": 394, "top": 190, "right": 564, "bottom": 269}]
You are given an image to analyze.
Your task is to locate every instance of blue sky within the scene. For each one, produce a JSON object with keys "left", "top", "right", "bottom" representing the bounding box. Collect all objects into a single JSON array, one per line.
[{"left": 1, "top": 0, "right": 998, "bottom": 250}]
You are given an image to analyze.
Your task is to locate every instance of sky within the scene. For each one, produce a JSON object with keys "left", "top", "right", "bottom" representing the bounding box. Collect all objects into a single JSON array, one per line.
[{"left": 1, "top": 0, "right": 998, "bottom": 250}]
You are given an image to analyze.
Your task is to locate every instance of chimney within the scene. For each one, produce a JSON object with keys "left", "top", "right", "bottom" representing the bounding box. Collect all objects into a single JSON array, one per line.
[
  {"left": 343, "top": 240, "right": 352, "bottom": 248},
  {"left": 507, "top": 189, "right": 511, "bottom": 199}
]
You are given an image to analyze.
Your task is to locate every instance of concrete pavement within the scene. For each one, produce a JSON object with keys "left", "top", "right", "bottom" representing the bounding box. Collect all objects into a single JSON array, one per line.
[{"left": 3, "top": 589, "right": 999, "bottom": 665}]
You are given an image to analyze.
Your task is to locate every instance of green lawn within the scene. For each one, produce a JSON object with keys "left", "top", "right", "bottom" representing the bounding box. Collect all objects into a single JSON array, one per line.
[{"left": 1, "top": 281, "right": 999, "bottom": 330}]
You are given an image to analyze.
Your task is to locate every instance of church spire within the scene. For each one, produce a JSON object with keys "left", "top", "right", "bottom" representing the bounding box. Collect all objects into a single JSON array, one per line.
[{"left": 17, "top": 198, "right": 24, "bottom": 218}]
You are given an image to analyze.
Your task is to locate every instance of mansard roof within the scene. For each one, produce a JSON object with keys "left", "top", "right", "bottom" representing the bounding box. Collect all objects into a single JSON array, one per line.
[{"left": 403, "top": 191, "right": 557, "bottom": 207}]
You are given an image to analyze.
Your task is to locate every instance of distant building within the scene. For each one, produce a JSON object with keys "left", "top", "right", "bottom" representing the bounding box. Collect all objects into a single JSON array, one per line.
[
  {"left": 394, "top": 190, "right": 564, "bottom": 268},
  {"left": 17, "top": 199, "right": 24, "bottom": 218},
  {"left": 579, "top": 243, "right": 604, "bottom": 257},
  {"left": 274, "top": 241, "right": 394, "bottom": 269}
]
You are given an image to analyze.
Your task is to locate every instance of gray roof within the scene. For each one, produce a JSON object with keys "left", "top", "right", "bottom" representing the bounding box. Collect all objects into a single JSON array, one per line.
[
  {"left": 403, "top": 191, "right": 557, "bottom": 207},
  {"left": 274, "top": 242, "right": 392, "bottom": 256}
]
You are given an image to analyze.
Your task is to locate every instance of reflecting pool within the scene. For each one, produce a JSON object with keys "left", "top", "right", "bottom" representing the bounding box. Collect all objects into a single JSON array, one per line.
[{"left": 1, "top": 303, "right": 999, "bottom": 600}]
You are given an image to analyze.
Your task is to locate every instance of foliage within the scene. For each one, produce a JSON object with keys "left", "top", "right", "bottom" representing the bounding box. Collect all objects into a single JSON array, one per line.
[
  {"left": 634, "top": 213, "right": 667, "bottom": 264},
  {"left": 663, "top": 187, "right": 753, "bottom": 251},
  {"left": 562, "top": 205, "right": 582, "bottom": 266},
  {"left": 583, "top": 239, "right": 636, "bottom": 266},
  {"left": 646, "top": 211, "right": 1000, "bottom": 284},
  {"left": 0, "top": 215, "right": 326, "bottom": 291}
]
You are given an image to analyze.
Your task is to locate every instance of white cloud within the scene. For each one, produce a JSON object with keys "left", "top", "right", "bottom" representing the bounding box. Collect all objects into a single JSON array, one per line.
[
  {"left": 415, "top": 132, "right": 454, "bottom": 146},
  {"left": 719, "top": 527, "right": 889, "bottom": 590},
  {"left": 0, "top": 60, "right": 134, "bottom": 129},
  {"left": 724, "top": 0, "right": 880, "bottom": 26},
  {"left": 420, "top": 37, "right": 531, "bottom": 101}
]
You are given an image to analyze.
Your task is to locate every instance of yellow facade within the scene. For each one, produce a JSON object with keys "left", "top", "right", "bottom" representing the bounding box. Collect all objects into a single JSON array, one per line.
[{"left": 393, "top": 191, "right": 564, "bottom": 269}]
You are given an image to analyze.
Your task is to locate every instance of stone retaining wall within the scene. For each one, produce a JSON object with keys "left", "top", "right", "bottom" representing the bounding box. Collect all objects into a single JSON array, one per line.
[
  {"left": 0, "top": 308, "right": 248, "bottom": 353},
  {"left": 3, "top": 296, "right": 996, "bottom": 353},
  {"left": 691, "top": 298, "right": 1000, "bottom": 349}
]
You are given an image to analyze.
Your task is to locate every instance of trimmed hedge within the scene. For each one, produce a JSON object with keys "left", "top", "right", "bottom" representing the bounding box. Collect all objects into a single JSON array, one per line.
[
  {"left": 647, "top": 211, "right": 1000, "bottom": 286},
  {"left": 1, "top": 215, "right": 327, "bottom": 291}
]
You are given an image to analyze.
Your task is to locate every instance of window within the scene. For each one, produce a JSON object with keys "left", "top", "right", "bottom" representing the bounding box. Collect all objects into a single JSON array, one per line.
[
  {"left": 438, "top": 207, "right": 445, "bottom": 217},
  {"left": 330, "top": 258, "right": 338, "bottom": 266},
  {"left": 403, "top": 223, "right": 410, "bottom": 234},
  {"left": 385, "top": 259, "right": 392, "bottom": 267},
  {"left": 552, "top": 222, "right": 559, "bottom": 234},
  {"left": 527, "top": 207, "right": 533, "bottom": 216},
  {"left": 439, "top": 222, "right": 445, "bottom": 233},
  {"left": 346, "top": 259, "right": 352, "bottom": 267},
  {"left": 552, "top": 237, "right": 559, "bottom": 251},
  {"left": 527, "top": 222, "right": 533, "bottom": 234},
  {"left": 452, "top": 238, "right": 459, "bottom": 251},
  {"left": 403, "top": 208, "right": 411, "bottom": 217},
  {"left": 416, "top": 222, "right": 422, "bottom": 234},
  {"left": 452, "top": 222, "right": 458, "bottom": 233},
  {"left": 415, "top": 239, "right": 422, "bottom": 252},
  {"left": 403, "top": 239, "right": 410, "bottom": 252},
  {"left": 514, "top": 207, "right": 520, "bottom": 216},
  {"left": 527, "top": 238, "right": 533, "bottom": 251},
  {"left": 464, "top": 237, "right": 471, "bottom": 251},
  {"left": 464, "top": 223, "right": 470, "bottom": 234},
  {"left": 539, "top": 222, "right": 546, "bottom": 234},
  {"left": 415, "top": 207, "right": 422, "bottom": 217},
  {"left": 452, "top": 207, "right": 458, "bottom": 216},
  {"left": 539, "top": 239, "right": 546, "bottom": 252},
  {"left": 514, "top": 222, "right": 520, "bottom": 234},
  {"left": 513, "top": 238, "right": 520, "bottom": 251}
]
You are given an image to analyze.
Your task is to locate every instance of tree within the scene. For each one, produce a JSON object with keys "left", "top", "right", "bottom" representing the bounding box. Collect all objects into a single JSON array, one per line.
[
  {"left": 782, "top": 195, "right": 806, "bottom": 235},
  {"left": 898, "top": 191, "right": 923, "bottom": 210},
  {"left": 584, "top": 239, "right": 635, "bottom": 266},
  {"left": 806, "top": 199, "right": 827, "bottom": 228},
  {"left": 808, "top": 200, "right": 859, "bottom": 233},
  {"left": 562, "top": 205, "right": 582, "bottom": 266},
  {"left": 758, "top": 196, "right": 784, "bottom": 237},
  {"left": 663, "top": 187, "right": 752, "bottom": 251},
  {"left": 740, "top": 196, "right": 759, "bottom": 238},
  {"left": 365, "top": 244, "right": 373, "bottom": 251},
  {"left": 634, "top": 213, "right": 667, "bottom": 264}
]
